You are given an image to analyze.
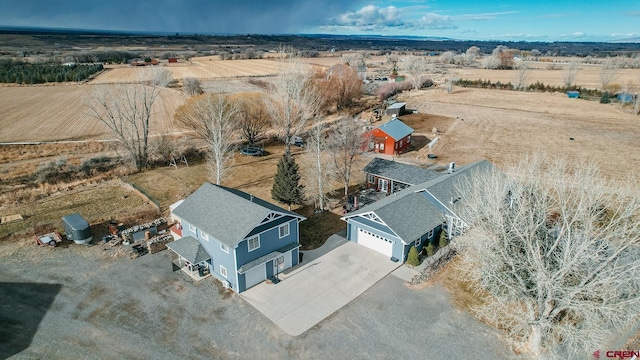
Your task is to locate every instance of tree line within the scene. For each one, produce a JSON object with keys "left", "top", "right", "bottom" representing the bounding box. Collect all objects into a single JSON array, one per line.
[{"left": 0, "top": 60, "right": 103, "bottom": 84}]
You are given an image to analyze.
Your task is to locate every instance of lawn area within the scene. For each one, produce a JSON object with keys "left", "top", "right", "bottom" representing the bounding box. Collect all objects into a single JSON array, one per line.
[
  {"left": 0, "top": 180, "right": 158, "bottom": 241},
  {"left": 297, "top": 206, "right": 346, "bottom": 250}
]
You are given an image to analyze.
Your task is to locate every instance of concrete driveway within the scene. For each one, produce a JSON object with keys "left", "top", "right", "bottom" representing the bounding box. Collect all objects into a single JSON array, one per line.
[{"left": 240, "top": 234, "right": 401, "bottom": 336}]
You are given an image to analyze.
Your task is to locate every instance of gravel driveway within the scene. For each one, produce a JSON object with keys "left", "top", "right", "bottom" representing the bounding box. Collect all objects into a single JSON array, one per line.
[{"left": 0, "top": 240, "right": 522, "bottom": 359}]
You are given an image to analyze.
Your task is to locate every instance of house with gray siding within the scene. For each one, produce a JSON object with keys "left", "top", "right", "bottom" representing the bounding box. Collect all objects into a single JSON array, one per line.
[
  {"left": 169, "top": 183, "right": 306, "bottom": 293},
  {"left": 342, "top": 160, "right": 493, "bottom": 261}
]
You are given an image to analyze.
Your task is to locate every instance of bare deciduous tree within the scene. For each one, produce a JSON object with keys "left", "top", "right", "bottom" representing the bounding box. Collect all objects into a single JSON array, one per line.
[
  {"left": 302, "top": 118, "right": 334, "bottom": 211},
  {"left": 465, "top": 46, "right": 480, "bottom": 65},
  {"left": 265, "top": 57, "right": 321, "bottom": 155},
  {"left": 402, "top": 55, "right": 429, "bottom": 90},
  {"left": 481, "top": 55, "right": 500, "bottom": 69},
  {"left": 87, "top": 84, "right": 160, "bottom": 171},
  {"left": 563, "top": 57, "right": 581, "bottom": 87},
  {"left": 174, "top": 92, "right": 239, "bottom": 185},
  {"left": 318, "top": 65, "right": 362, "bottom": 113},
  {"left": 386, "top": 54, "right": 399, "bottom": 73},
  {"left": 440, "top": 51, "right": 456, "bottom": 64},
  {"left": 149, "top": 66, "right": 174, "bottom": 87},
  {"left": 182, "top": 77, "right": 203, "bottom": 96},
  {"left": 515, "top": 60, "right": 530, "bottom": 89},
  {"left": 445, "top": 73, "right": 455, "bottom": 94},
  {"left": 328, "top": 117, "right": 368, "bottom": 196},
  {"left": 600, "top": 57, "right": 620, "bottom": 89},
  {"left": 234, "top": 93, "right": 270, "bottom": 145},
  {"left": 456, "top": 155, "right": 640, "bottom": 359}
]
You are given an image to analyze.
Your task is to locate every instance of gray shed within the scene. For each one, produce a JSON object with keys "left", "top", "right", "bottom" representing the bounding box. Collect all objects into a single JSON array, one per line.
[
  {"left": 62, "top": 213, "right": 92, "bottom": 245},
  {"left": 385, "top": 102, "right": 407, "bottom": 116}
]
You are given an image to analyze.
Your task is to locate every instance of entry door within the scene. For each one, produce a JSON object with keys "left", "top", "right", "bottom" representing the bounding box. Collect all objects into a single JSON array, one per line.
[{"left": 379, "top": 179, "right": 388, "bottom": 192}]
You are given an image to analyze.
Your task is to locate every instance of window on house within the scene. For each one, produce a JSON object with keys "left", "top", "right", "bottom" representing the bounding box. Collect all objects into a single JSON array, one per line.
[
  {"left": 201, "top": 232, "right": 209, "bottom": 241},
  {"left": 188, "top": 223, "right": 196, "bottom": 233},
  {"left": 379, "top": 143, "right": 384, "bottom": 151},
  {"left": 407, "top": 135, "right": 411, "bottom": 143},
  {"left": 220, "top": 243, "right": 229, "bottom": 253},
  {"left": 428, "top": 229, "right": 434, "bottom": 239},
  {"left": 219, "top": 265, "right": 227, "bottom": 278},
  {"left": 416, "top": 238, "right": 421, "bottom": 246},
  {"left": 248, "top": 236, "right": 260, "bottom": 251},
  {"left": 279, "top": 223, "right": 290, "bottom": 238},
  {"left": 367, "top": 174, "right": 375, "bottom": 184}
]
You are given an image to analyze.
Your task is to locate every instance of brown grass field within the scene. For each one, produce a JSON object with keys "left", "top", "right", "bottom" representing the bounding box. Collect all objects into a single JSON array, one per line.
[
  {"left": 0, "top": 84, "right": 187, "bottom": 142},
  {"left": 396, "top": 87, "right": 640, "bottom": 182}
]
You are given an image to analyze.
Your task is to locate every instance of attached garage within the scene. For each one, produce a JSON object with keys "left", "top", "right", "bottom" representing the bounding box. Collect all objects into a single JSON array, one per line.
[
  {"left": 244, "top": 264, "right": 266, "bottom": 290},
  {"left": 356, "top": 228, "right": 393, "bottom": 257}
]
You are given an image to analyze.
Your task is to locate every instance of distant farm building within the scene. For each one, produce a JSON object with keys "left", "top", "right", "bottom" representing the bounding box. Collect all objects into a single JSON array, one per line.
[
  {"left": 131, "top": 59, "right": 159, "bottom": 66},
  {"left": 168, "top": 58, "right": 178, "bottom": 63},
  {"left": 567, "top": 91, "right": 579, "bottom": 99},
  {"left": 617, "top": 92, "right": 635, "bottom": 103},
  {"left": 385, "top": 102, "right": 407, "bottom": 117}
]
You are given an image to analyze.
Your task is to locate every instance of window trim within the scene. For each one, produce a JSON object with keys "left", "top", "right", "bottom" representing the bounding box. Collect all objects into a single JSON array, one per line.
[
  {"left": 428, "top": 229, "right": 434, "bottom": 239},
  {"left": 188, "top": 223, "right": 196, "bottom": 233},
  {"left": 279, "top": 223, "right": 290, "bottom": 238},
  {"left": 220, "top": 243, "right": 230, "bottom": 253},
  {"left": 201, "top": 231, "right": 209, "bottom": 241},
  {"left": 219, "top": 265, "right": 227, "bottom": 278},
  {"left": 247, "top": 236, "right": 260, "bottom": 252},
  {"left": 416, "top": 238, "right": 421, "bottom": 246},
  {"left": 367, "top": 174, "right": 375, "bottom": 184}
]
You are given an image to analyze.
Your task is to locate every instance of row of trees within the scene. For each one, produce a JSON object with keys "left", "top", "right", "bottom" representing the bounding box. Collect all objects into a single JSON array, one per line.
[{"left": 0, "top": 60, "right": 103, "bottom": 84}]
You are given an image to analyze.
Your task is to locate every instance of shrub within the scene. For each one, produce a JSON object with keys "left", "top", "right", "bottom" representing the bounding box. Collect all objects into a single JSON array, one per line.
[
  {"left": 438, "top": 230, "right": 448, "bottom": 248},
  {"left": 600, "top": 91, "right": 611, "bottom": 104},
  {"left": 426, "top": 242, "right": 435, "bottom": 257},
  {"left": 375, "top": 80, "right": 414, "bottom": 101},
  {"left": 407, "top": 246, "right": 420, "bottom": 266}
]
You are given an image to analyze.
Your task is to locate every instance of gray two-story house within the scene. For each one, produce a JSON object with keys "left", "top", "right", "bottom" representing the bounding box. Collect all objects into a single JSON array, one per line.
[{"left": 169, "top": 183, "right": 306, "bottom": 293}]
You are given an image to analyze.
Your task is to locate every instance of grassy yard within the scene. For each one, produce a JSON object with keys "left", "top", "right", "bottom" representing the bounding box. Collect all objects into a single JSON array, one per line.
[
  {"left": 297, "top": 206, "right": 346, "bottom": 250},
  {"left": 0, "top": 180, "right": 158, "bottom": 241}
]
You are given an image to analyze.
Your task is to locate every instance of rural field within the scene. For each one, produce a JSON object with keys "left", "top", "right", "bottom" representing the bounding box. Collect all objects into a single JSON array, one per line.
[
  {"left": 398, "top": 87, "right": 640, "bottom": 182},
  {"left": 0, "top": 84, "right": 187, "bottom": 142}
]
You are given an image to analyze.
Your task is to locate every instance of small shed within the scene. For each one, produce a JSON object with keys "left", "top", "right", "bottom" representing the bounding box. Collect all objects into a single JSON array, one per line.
[
  {"left": 567, "top": 91, "right": 579, "bottom": 99},
  {"left": 168, "top": 58, "right": 178, "bottom": 63},
  {"left": 385, "top": 102, "right": 407, "bottom": 117},
  {"left": 62, "top": 213, "right": 92, "bottom": 245},
  {"left": 617, "top": 92, "right": 634, "bottom": 103}
]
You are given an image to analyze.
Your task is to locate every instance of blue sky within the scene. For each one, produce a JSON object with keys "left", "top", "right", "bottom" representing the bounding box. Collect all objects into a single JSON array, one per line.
[{"left": 0, "top": 0, "right": 638, "bottom": 42}]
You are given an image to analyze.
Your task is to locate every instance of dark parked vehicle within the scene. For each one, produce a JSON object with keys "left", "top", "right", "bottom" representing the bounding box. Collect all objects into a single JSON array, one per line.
[
  {"left": 292, "top": 136, "right": 304, "bottom": 147},
  {"left": 240, "top": 147, "right": 265, "bottom": 156}
]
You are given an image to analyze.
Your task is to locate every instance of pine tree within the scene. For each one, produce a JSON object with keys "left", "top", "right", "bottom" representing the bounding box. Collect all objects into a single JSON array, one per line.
[
  {"left": 407, "top": 246, "right": 420, "bottom": 266},
  {"left": 271, "top": 154, "right": 304, "bottom": 210},
  {"left": 438, "top": 229, "right": 448, "bottom": 248},
  {"left": 426, "top": 242, "right": 435, "bottom": 257}
]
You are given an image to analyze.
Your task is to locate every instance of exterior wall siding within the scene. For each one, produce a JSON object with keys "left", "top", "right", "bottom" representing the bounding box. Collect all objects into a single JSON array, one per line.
[
  {"left": 235, "top": 218, "right": 299, "bottom": 267},
  {"left": 180, "top": 219, "right": 238, "bottom": 292}
]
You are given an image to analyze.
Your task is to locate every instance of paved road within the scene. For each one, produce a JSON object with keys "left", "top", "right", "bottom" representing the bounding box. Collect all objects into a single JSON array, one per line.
[{"left": 0, "top": 239, "right": 522, "bottom": 359}]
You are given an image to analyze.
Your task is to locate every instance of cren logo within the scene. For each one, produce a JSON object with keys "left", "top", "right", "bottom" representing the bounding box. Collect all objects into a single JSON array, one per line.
[{"left": 606, "top": 350, "right": 640, "bottom": 359}]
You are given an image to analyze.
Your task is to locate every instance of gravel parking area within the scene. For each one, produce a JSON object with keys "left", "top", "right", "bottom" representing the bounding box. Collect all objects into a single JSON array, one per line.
[{"left": 0, "top": 239, "right": 522, "bottom": 359}]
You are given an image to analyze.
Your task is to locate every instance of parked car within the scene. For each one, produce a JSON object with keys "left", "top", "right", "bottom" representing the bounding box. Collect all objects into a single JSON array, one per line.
[
  {"left": 240, "top": 147, "right": 265, "bottom": 156},
  {"left": 292, "top": 136, "right": 304, "bottom": 147}
]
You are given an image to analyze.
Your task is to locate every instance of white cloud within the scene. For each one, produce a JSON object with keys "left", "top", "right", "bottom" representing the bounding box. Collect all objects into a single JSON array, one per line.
[{"left": 326, "top": 5, "right": 456, "bottom": 31}]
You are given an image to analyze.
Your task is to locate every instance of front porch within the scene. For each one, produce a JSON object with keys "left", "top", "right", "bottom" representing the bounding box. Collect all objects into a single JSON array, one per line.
[{"left": 166, "top": 236, "right": 212, "bottom": 282}]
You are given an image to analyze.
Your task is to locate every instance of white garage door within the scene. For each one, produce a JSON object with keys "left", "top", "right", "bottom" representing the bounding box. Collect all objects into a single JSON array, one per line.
[
  {"left": 356, "top": 228, "right": 393, "bottom": 257},
  {"left": 245, "top": 264, "right": 266, "bottom": 289}
]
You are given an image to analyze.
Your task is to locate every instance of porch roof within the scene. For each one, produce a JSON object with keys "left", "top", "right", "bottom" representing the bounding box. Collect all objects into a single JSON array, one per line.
[
  {"left": 238, "top": 242, "right": 300, "bottom": 274},
  {"left": 166, "top": 236, "right": 211, "bottom": 264}
]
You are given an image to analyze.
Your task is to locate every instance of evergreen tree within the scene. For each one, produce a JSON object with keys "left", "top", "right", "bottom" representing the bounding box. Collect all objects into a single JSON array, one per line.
[
  {"left": 271, "top": 154, "right": 304, "bottom": 210},
  {"left": 438, "top": 229, "right": 448, "bottom": 248},
  {"left": 426, "top": 242, "right": 435, "bottom": 257},
  {"left": 407, "top": 246, "right": 420, "bottom": 266},
  {"left": 600, "top": 91, "right": 610, "bottom": 104}
]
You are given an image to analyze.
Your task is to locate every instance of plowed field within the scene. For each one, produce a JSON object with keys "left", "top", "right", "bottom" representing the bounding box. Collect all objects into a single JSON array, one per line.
[{"left": 0, "top": 85, "right": 186, "bottom": 142}]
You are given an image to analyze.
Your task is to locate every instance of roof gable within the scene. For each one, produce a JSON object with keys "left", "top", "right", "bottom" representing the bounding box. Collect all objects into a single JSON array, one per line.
[
  {"left": 172, "top": 183, "right": 304, "bottom": 247},
  {"left": 375, "top": 118, "right": 414, "bottom": 141},
  {"left": 363, "top": 157, "right": 442, "bottom": 186},
  {"left": 344, "top": 160, "right": 495, "bottom": 242}
]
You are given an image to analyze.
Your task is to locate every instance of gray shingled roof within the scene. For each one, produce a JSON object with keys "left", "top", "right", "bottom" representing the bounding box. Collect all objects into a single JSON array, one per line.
[
  {"left": 387, "top": 102, "right": 406, "bottom": 110},
  {"left": 376, "top": 118, "right": 414, "bottom": 141},
  {"left": 172, "top": 183, "right": 305, "bottom": 247},
  {"left": 344, "top": 160, "right": 494, "bottom": 242},
  {"left": 166, "top": 236, "right": 211, "bottom": 264},
  {"left": 363, "top": 157, "right": 442, "bottom": 186}
]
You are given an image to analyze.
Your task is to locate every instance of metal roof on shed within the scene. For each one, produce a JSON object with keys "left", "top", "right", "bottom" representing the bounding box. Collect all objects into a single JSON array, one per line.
[
  {"left": 375, "top": 118, "right": 414, "bottom": 141},
  {"left": 61, "top": 213, "right": 89, "bottom": 230}
]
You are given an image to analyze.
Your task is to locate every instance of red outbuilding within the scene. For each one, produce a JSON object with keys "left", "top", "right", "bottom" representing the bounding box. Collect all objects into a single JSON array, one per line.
[{"left": 367, "top": 118, "right": 414, "bottom": 155}]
